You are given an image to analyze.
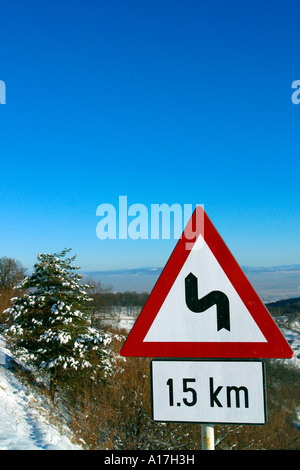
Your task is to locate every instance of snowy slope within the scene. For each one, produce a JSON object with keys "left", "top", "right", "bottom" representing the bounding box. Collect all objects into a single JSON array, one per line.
[
  {"left": 0, "top": 339, "right": 81, "bottom": 450},
  {"left": 0, "top": 307, "right": 298, "bottom": 450},
  {"left": 272, "top": 315, "right": 300, "bottom": 369}
]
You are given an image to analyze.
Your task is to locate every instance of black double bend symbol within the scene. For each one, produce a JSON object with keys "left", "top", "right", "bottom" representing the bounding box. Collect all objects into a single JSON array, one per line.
[{"left": 185, "top": 273, "right": 231, "bottom": 331}]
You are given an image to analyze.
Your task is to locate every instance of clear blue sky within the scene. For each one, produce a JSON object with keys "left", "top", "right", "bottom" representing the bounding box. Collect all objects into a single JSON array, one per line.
[{"left": 1, "top": 0, "right": 300, "bottom": 272}]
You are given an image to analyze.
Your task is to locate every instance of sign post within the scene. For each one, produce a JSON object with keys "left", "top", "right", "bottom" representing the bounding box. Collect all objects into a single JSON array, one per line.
[
  {"left": 201, "top": 425, "right": 214, "bottom": 450},
  {"left": 121, "top": 207, "right": 293, "bottom": 450}
]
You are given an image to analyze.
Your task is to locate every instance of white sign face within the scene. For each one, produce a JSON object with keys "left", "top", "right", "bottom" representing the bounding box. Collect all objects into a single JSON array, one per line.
[
  {"left": 144, "top": 235, "right": 266, "bottom": 344},
  {"left": 151, "top": 360, "right": 267, "bottom": 425}
]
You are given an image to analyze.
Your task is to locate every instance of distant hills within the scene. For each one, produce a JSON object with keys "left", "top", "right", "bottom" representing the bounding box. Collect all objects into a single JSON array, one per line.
[
  {"left": 266, "top": 296, "right": 300, "bottom": 309},
  {"left": 241, "top": 265, "right": 300, "bottom": 273},
  {"left": 86, "top": 267, "right": 163, "bottom": 277},
  {"left": 83, "top": 265, "right": 300, "bottom": 303}
]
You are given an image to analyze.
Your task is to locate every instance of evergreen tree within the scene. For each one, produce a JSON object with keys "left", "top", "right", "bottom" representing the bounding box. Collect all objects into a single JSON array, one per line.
[{"left": 4, "top": 249, "right": 111, "bottom": 396}]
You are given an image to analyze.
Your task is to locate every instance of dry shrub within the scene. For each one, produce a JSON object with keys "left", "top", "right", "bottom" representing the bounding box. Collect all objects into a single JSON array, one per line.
[
  {"left": 59, "top": 339, "right": 300, "bottom": 450},
  {"left": 65, "top": 335, "right": 203, "bottom": 450},
  {"left": 215, "top": 360, "right": 300, "bottom": 450},
  {"left": 216, "top": 408, "right": 299, "bottom": 450}
]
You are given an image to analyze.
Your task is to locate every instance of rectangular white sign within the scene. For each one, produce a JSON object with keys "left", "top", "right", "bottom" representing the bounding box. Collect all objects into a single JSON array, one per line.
[{"left": 151, "top": 360, "right": 267, "bottom": 424}]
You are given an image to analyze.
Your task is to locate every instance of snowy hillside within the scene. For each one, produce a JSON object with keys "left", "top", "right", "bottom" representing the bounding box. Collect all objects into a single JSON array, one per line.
[
  {"left": 0, "top": 303, "right": 298, "bottom": 450},
  {"left": 0, "top": 338, "right": 81, "bottom": 450}
]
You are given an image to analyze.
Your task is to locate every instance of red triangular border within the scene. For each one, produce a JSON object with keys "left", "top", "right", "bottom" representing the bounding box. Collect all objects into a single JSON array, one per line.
[{"left": 120, "top": 207, "right": 294, "bottom": 359}]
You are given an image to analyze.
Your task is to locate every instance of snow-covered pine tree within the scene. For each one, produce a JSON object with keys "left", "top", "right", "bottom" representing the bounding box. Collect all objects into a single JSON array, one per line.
[{"left": 4, "top": 248, "right": 111, "bottom": 396}]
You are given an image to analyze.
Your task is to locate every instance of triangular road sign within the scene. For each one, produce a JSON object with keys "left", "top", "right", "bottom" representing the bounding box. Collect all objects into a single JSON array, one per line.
[{"left": 120, "top": 207, "right": 294, "bottom": 359}]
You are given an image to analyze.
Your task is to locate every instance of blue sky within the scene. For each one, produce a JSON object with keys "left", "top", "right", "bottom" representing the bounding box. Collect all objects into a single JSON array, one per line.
[{"left": 0, "top": 0, "right": 300, "bottom": 272}]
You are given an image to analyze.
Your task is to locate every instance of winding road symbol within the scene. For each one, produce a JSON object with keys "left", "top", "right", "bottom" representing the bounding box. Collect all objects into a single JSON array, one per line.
[
  {"left": 121, "top": 207, "right": 293, "bottom": 358},
  {"left": 185, "top": 273, "right": 231, "bottom": 331}
]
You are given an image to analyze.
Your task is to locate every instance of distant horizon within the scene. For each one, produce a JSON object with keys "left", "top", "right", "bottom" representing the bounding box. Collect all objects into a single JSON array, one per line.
[
  {"left": 17, "top": 261, "right": 300, "bottom": 302},
  {"left": 81, "top": 264, "right": 300, "bottom": 303},
  {"left": 21, "top": 261, "right": 300, "bottom": 276},
  {"left": 84, "top": 263, "right": 300, "bottom": 275}
]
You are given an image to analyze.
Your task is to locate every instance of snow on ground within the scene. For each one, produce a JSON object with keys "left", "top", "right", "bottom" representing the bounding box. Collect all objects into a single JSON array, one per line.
[
  {"left": 274, "top": 316, "right": 300, "bottom": 369},
  {"left": 0, "top": 339, "right": 81, "bottom": 450},
  {"left": 0, "top": 309, "right": 298, "bottom": 450}
]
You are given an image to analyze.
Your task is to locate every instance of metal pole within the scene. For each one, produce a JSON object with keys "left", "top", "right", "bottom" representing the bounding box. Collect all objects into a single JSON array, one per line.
[{"left": 201, "top": 424, "right": 215, "bottom": 450}]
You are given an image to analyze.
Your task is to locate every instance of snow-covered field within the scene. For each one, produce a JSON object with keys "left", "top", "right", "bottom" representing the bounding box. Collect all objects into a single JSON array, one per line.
[
  {"left": 273, "top": 315, "right": 300, "bottom": 369},
  {"left": 0, "top": 339, "right": 81, "bottom": 450}
]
